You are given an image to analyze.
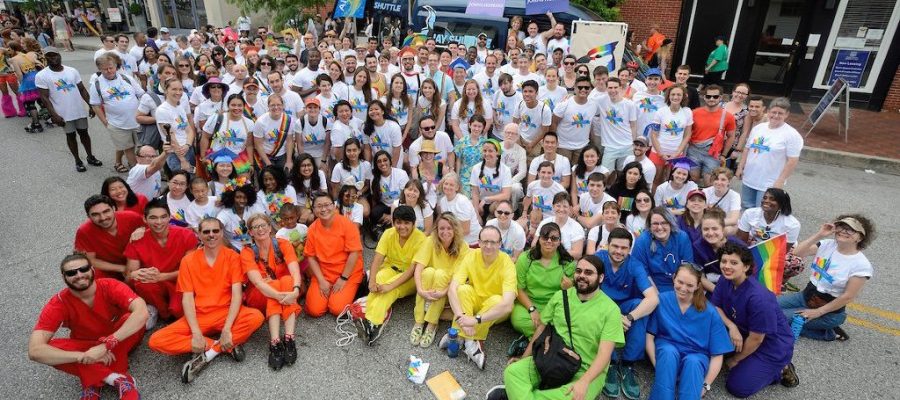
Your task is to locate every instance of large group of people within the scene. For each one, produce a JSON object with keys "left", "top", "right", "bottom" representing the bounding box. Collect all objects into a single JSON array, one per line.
[{"left": 12, "top": 10, "right": 878, "bottom": 400}]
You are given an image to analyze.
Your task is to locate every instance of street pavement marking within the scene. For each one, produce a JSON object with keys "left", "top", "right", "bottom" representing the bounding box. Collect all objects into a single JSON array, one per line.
[
  {"left": 846, "top": 316, "right": 900, "bottom": 337},
  {"left": 848, "top": 303, "right": 900, "bottom": 322}
]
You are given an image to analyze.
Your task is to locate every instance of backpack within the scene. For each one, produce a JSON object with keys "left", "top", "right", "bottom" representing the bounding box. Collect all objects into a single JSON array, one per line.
[{"left": 139, "top": 90, "right": 163, "bottom": 150}]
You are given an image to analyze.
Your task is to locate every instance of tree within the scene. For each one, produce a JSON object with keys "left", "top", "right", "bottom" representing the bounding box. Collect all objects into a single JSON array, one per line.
[
  {"left": 226, "top": 0, "right": 330, "bottom": 30},
  {"left": 571, "top": 0, "right": 626, "bottom": 22}
]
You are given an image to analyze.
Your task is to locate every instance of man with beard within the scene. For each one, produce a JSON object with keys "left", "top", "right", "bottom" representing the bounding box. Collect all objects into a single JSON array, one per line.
[
  {"left": 291, "top": 50, "right": 321, "bottom": 100},
  {"left": 148, "top": 217, "right": 264, "bottom": 383},
  {"left": 399, "top": 48, "right": 421, "bottom": 98},
  {"left": 495, "top": 254, "right": 624, "bottom": 400},
  {"left": 283, "top": 54, "right": 300, "bottom": 87},
  {"left": 28, "top": 253, "right": 149, "bottom": 400},
  {"left": 342, "top": 54, "right": 358, "bottom": 85},
  {"left": 124, "top": 199, "right": 199, "bottom": 329},
  {"left": 74, "top": 195, "right": 145, "bottom": 280},
  {"left": 596, "top": 228, "right": 659, "bottom": 399}
]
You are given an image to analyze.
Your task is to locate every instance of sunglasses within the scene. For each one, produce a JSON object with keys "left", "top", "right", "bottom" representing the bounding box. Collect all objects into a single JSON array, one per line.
[
  {"left": 420, "top": 126, "right": 436, "bottom": 131},
  {"left": 563, "top": 61, "right": 576, "bottom": 65},
  {"left": 201, "top": 228, "right": 221, "bottom": 235},
  {"left": 576, "top": 86, "right": 592, "bottom": 90},
  {"left": 178, "top": 64, "right": 190, "bottom": 67},
  {"left": 63, "top": 264, "right": 92, "bottom": 277},
  {"left": 540, "top": 235, "right": 561, "bottom": 242},
  {"left": 705, "top": 94, "right": 721, "bottom": 99},
  {"left": 260, "top": 62, "right": 271, "bottom": 66},
  {"left": 495, "top": 210, "right": 512, "bottom": 216}
]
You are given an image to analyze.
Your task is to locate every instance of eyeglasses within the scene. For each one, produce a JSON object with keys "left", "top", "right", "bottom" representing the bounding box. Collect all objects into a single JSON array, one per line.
[
  {"left": 577, "top": 71, "right": 588, "bottom": 75},
  {"left": 178, "top": 64, "right": 190, "bottom": 67},
  {"left": 650, "top": 222, "right": 669, "bottom": 227},
  {"left": 250, "top": 223, "right": 269, "bottom": 231},
  {"left": 201, "top": 228, "right": 221, "bottom": 235},
  {"left": 636, "top": 197, "right": 651, "bottom": 203},
  {"left": 540, "top": 235, "right": 561, "bottom": 242},
  {"left": 705, "top": 94, "right": 721, "bottom": 99},
  {"left": 326, "top": 34, "right": 336, "bottom": 38},
  {"left": 576, "top": 86, "right": 592, "bottom": 90},
  {"left": 495, "top": 210, "right": 512, "bottom": 216},
  {"left": 63, "top": 264, "right": 92, "bottom": 277},
  {"left": 260, "top": 62, "right": 271, "bottom": 66},
  {"left": 733, "top": 91, "right": 748, "bottom": 96},
  {"left": 420, "top": 126, "right": 436, "bottom": 131},
  {"left": 137, "top": 153, "right": 156, "bottom": 158},
  {"left": 479, "top": 239, "right": 500, "bottom": 246},
  {"left": 314, "top": 203, "right": 334, "bottom": 210}
]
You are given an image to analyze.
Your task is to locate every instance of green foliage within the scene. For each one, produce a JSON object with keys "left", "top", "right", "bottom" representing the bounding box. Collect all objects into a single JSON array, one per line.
[
  {"left": 128, "top": 2, "right": 144, "bottom": 16},
  {"left": 226, "top": 0, "right": 329, "bottom": 30},
  {"left": 571, "top": 0, "right": 626, "bottom": 22}
]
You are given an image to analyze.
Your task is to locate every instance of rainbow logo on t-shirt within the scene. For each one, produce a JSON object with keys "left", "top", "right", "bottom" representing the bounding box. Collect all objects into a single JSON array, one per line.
[
  {"left": 543, "top": 98, "right": 556, "bottom": 111},
  {"left": 606, "top": 108, "right": 624, "bottom": 125},
  {"left": 380, "top": 182, "right": 400, "bottom": 200},
  {"left": 479, "top": 175, "right": 500, "bottom": 191},
  {"left": 106, "top": 86, "right": 131, "bottom": 101},
  {"left": 664, "top": 197, "right": 684, "bottom": 210},
  {"left": 303, "top": 132, "right": 324, "bottom": 145},
  {"left": 753, "top": 226, "right": 773, "bottom": 241},
  {"left": 371, "top": 134, "right": 389, "bottom": 151},
  {"left": 748, "top": 136, "right": 771, "bottom": 154},
  {"left": 618, "top": 196, "right": 634, "bottom": 211},
  {"left": 391, "top": 104, "right": 408, "bottom": 120},
  {"left": 663, "top": 121, "right": 684, "bottom": 136},
  {"left": 496, "top": 100, "right": 510, "bottom": 117},
  {"left": 520, "top": 114, "right": 537, "bottom": 130},
  {"left": 216, "top": 128, "right": 246, "bottom": 148},
  {"left": 534, "top": 195, "right": 552, "bottom": 212},
  {"left": 171, "top": 208, "right": 188, "bottom": 226},
  {"left": 576, "top": 179, "right": 589, "bottom": 194},
  {"left": 810, "top": 256, "right": 834, "bottom": 283},
  {"left": 350, "top": 97, "right": 367, "bottom": 112},
  {"left": 174, "top": 115, "right": 188, "bottom": 131},
  {"left": 54, "top": 79, "right": 76, "bottom": 93},
  {"left": 638, "top": 97, "right": 658, "bottom": 113},
  {"left": 572, "top": 113, "right": 590, "bottom": 128}
]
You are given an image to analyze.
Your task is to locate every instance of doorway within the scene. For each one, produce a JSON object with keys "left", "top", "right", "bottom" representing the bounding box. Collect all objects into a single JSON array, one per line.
[{"left": 748, "top": 0, "right": 809, "bottom": 94}]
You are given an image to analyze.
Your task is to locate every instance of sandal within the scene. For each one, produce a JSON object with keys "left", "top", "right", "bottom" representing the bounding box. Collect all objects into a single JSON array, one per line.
[
  {"left": 410, "top": 325, "right": 424, "bottom": 345},
  {"left": 780, "top": 362, "right": 800, "bottom": 387},
  {"left": 114, "top": 163, "right": 129, "bottom": 173},
  {"left": 833, "top": 326, "right": 850, "bottom": 341},
  {"left": 419, "top": 327, "right": 437, "bottom": 348}
]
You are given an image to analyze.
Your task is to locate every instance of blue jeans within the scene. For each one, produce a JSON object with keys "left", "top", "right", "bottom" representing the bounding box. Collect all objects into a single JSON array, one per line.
[
  {"left": 777, "top": 291, "right": 847, "bottom": 341},
  {"left": 741, "top": 184, "right": 765, "bottom": 210},
  {"left": 166, "top": 145, "right": 196, "bottom": 172}
]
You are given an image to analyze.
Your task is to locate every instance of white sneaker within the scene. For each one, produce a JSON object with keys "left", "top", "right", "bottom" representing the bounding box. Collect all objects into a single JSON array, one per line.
[
  {"left": 438, "top": 333, "right": 451, "bottom": 349},
  {"left": 464, "top": 340, "right": 486, "bottom": 369},
  {"left": 146, "top": 305, "right": 158, "bottom": 330}
]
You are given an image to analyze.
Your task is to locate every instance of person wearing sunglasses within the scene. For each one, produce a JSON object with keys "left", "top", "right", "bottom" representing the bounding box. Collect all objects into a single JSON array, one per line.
[
  {"left": 149, "top": 217, "right": 265, "bottom": 383},
  {"left": 686, "top": 84, "right": 736, "bottom": 186},
  {"left": 534, "top": 192, "right": 585, "bottom": 259},
  {"left": 74, "top": 195, "right": 146, "bottom": 281},
  {"left": 29, "top": 253, "right": 149, "bottom": 399},
  {"left": 485, "top": 200, "right": 526, "bottom": 260}
]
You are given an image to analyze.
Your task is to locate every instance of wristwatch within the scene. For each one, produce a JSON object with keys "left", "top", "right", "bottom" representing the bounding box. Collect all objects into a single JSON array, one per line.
[
  {"left": 339, "top": 275, "right": 350, "bottom": 281},
  {"left": 703, "top": 382, "right": 712, "bottom": 392},
  {"left": 475, "top": 315, "right": 483, "bottom": 324},
  {"left": 293, "top": 285, "right": 302, "bottom": 293},
  {"left": 625, "top": 314, "right": 635, "bottom": 323},
  {"left": 527, "top": 305, "right": 537, "bottom": 313}
]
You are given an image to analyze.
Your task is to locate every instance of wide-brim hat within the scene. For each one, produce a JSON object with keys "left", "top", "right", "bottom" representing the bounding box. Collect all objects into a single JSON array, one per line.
[{"left": 202, "top": 78, "right": 228, "bottom": 99}]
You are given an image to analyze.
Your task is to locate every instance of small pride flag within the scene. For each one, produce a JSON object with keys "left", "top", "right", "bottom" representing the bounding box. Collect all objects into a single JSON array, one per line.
[{"left": 750, "top": 233, "right": 787, "bottom": 295}]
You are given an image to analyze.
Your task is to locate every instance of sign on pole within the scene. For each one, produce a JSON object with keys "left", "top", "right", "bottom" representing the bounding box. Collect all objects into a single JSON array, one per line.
[
  {"left": 828, "top": 50, "right": 870, "bottom": 88},
  {"left": 466, "top": 0, "right": 505, "bottom": 17},
  {"left": 804, "top": 77, "right": 850, "bottom": 142},
  {"left": 525, "top": 0, "right": 569, "bottom": 15}
]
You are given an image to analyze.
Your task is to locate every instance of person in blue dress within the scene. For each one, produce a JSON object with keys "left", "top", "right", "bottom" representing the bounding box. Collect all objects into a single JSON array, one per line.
[
  {"left": 632, "top": 207, "right": 694, "bottom": 292},
  {"left": 711, "top": 242, "right": 797, "bottom": 398},
  {"left": 646, "top": 263, "right": 733, "bottom": 400},
  {"left": 693, "top": 207, "right": 747, "bottom": 292},
  {"left": 597, "top": 228, "right": 659, "bottom": 400}
]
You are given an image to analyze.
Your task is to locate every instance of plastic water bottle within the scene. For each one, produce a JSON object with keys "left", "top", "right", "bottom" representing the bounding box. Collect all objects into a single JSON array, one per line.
[
  {"left": 447, "top": 328, "right": 460, "bottom": 358},
  {"left": 790, "top": 314, "right": 806, "bottom": 340}
]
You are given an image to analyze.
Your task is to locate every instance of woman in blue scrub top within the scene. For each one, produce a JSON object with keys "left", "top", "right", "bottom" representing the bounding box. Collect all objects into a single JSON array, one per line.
[
  {"left": 712, "top": 242, "right": 797, "bottom": 398},
  {"left": 632, "top": 207, "right": 694, "bottom": 292},
  {"left": 646, "top": 264, "right": 733, "bottom": 400}
]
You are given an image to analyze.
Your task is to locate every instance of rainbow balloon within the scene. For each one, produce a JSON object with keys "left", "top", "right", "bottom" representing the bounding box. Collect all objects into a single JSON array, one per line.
[{"left": 751, "top": 234, "right": 787, "bottom": 295}]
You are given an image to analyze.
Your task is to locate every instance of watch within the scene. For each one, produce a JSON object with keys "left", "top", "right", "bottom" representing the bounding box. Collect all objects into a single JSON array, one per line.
[
  {"left": 293, "top": 285, "right": 302, "bottom": 292},
  {"left": 625, "top": 314, "right": 635, "bottom": 323},
  {"left": 702, "top": 382, "right": 712, "bottom": 392},
  {"left": 527, "top": 305, "right": 537, "bottom": 313},
  {"left": 475, "top": 315, "right": 483, "bottom": 324},
  {"left": 339, "top": 275, "right": 350, "bottom": 281}
]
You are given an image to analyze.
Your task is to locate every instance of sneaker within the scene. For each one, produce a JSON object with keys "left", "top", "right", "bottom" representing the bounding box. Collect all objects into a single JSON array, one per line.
[
  {"left": 75, "top": 162, "right": 87, "bottom": 173},
  {"left": 33, "top": 123, "right": 43, "bottom": 133},
  {"left": 145, "top": 305, "right": 159, "bottom": 330},
  {"left": 410, "top": 325, "right": 424, "bottom": 345},
  {"left": 781, "top": 362, "right": 800, "bottom": 388},
  {"left": 464, "top": 340, "right": 486, "bottom": 369},
  {"left": 367, "top": 323, "right": 383, "bottom": 346},
  {"left": 602, "top": 363, "right": 621, "bottom": 398},
  {"left": 86, "top": 156, "right": 103, "bottom": 167},
  {"left": 354, "top": 316, "right": 370, "bottom": 342},
  {"left": 226, "top": 344, "right": 245, "bottom": 362},
  {"left": 506, "top": 335, "right": 529, "bottom": 358},
  {"left": 283, "top": 336, "right": 297, "bottom": 366},
  {"left": 438, "top": 333, "right": 451, "bottom": 349},
  {"left": 485, "top": 385, "right": 508, "bottom": 400},
  {"left": 419, "top": 327, "right": 437, "bottom": 348},
  {"left": 268, "top": 341, "right": 285, "bottom": 371},
  {"left": 181, "top": 353, "right": 209, "bottom": 383},
  {"left": 113, "top": 374, "right": 139, "bottom": 400},
  {"left": 80, "top": 386, "right": 101, "bottom": 400},
  {"left": 621, "top": 365, "right": 641, "bottom": 400}
]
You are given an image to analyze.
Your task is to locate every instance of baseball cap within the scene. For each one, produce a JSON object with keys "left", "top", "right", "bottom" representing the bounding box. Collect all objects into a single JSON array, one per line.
[
  {"left": 835, "top": 217, "right": 866, "bottom": 236},
  {"left": 646, "top": 68, "right": 663, "bottom": 77},
  {"left": 160, "top": 27, "right": 170, "bottom": 33},
  {"left": 305, "top": 97, "right": 321, "bottom": 108},
  {"left": 242, "top": 78, "right": 259, "bottom": 88},
  {"left": 633, "top": 136, "right": 649, "bottom": 147},
  {"left": 43, "top": 46, "right": 61, "bottom": 55},
  {"left": 478, "top": 32, "right": 487, "bottom": 39},
  {"left": 687, "top": 189, "right": 706, "bottom": 201}
]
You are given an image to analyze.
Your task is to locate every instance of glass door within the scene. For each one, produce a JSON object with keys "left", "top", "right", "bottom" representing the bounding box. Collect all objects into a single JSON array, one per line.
[{"left": 749, "top": 0, "right": 805, "bottom": 92}]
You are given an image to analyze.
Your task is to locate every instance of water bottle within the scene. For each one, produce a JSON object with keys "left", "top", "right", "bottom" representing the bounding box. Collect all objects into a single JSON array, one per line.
[
  {"left": 447, "top": 328, "right": 460, "bottom": 358},
  {"left": 790, "top": 313, "right": 806, "bottom": 340}
]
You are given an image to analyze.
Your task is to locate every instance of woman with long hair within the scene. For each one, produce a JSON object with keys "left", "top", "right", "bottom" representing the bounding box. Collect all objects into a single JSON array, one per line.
[
  {"left": 650, "top": 84, "right": 693, "bottom": 187},
  {"left": 253, "top": 55, "right": 276, "bottom": 96},
  {"left": 155, "top": 77, "right": 196, "bottom": 173},
  {"left": 392, "top": 180, "right": 434, "bottom": 235},
  {"left": 410, "top": 213, "right": 470, "bottom": 347},
  {"left": 200, "top": 93, "right": 255, "bottom": 176},
  {"left": 654, "top": 158, "right": 699, "bottom": 216},
  {"left": 176, "top": 56, "right": 196, "bottom": 95},
  {"left": 326, "top": 60, "right": 348, "bottom": 98},
  {"left": 677, "top": 189, "right": 707, "bottom": 244},
  {"left": 520, "top": 161, "right": 565, "bottom": 244},
  {"left": 330, "top": 138, "right": 371, "bottom": 216},
  {"left": 137, "top": 45, "right": 159, "bottom": 90},
  {"left": 450, "top": 79, "right": 493, "bottom": 140},
  {"left": 449, "top": 114, "right": 487, "bottom": 198},
  {"left": 625, "top": 189, "right": 654, "bottom": 238},
  {"left": 570, "top": 144, "right": 609, "bottom": 206},
  {"left": 290, "top": 153, "right": 327, "bottom": 225},
  {"left": 363, "top": 99, "right": 402, "bottom": 164},
  {"left": 346, "top": 68, "right": 375, "bottom": 121},
  {"left": 412, "top": 140, "right": 443, "bottom": 209},
  {"left": 469, "top": 140, "right": 512, "bottom": 223},
  {"left": 382, "top": 74, "right": 412, "bottom": 139},
  {"left": 607, "top": 161, "right": 650, "bottom": 222},
  {"left": 217, "top": 179, "right": 267, "bottom": 250},
  {"left": 257, "top": 165, "right": 298, "bottom": 221},
  {"left": 7, "top": 40, "right": 42, "bottom": 131},
  {"left": 411, "top": 78, "right": 445, "bottom": 132},
  {"left": 692, "top": 207, "right": 747, "bottom": 292},
  {"left": 369, "top": 150, "right": 409, "bottom": 228},
  {"left": 101, "top": 176, "right": 148, "bottom": 215},
  {"left": 436, "top": 172, "right": 481, "bottom": 246},
  {"left": 724, "top": 83, "right": 750, "bottom": 169},
  {"left": 161, "top": 169, "right": 193, "bottom": 227},
  {"left": 329, "top": 100, "right": 365, "bottom": 165},
  {"left": 631, "top": 207, "right": 694, "bottom": 292}
]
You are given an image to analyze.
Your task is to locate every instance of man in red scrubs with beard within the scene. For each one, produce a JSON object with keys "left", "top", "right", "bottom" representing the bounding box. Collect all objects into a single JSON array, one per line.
[
  {"left": 74, "top": 195, "right": 145, "bottom": 280},
  {"left": 28, "top": 254, "right": 149, "bottom": 400}
]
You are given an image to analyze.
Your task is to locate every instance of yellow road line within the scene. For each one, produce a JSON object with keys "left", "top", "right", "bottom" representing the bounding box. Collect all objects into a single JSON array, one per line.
[
  {"left": 846, "top": 316, "right": 900, "bottom": 337},
  {"left": 848, "top": 303, "right": 900, "bottom": 322}
]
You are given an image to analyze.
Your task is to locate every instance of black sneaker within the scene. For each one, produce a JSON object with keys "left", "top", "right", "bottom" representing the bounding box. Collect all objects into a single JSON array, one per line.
[
  {"left": 75, "top": 162, "right": 87, "bottom": 172},
  {"left": 283, "top": 336, "right": 297, "bottom": 366},
  {"left": 781, "top": 362, "right": 800, "bottom": 388},
  {"left": 506, "top": 335, "right": 529, "bottom": 358},
  {"left": 485, "top": 385, "right": 508, "bottom": 400},
  {"left": 226, "top": 344, "right": 245, "bottom": 362},
  {"left": 86, "top": 156, "right": 103, "bottom": 167},
  {"left": 33, "top": 123, "right": 43, "bottom": 132},
  {"left": 367, "top": 322, "right": 384, "bottom": 346},
  {"left": 268, "top": 342, "right": 285, "bottom": 371}
]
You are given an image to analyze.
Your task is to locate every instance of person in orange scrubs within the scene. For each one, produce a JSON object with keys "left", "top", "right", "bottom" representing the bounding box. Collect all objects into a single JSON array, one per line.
[
  {"left": 304, "top": 191, "right": 364, "bottom": 317},
  {"left": 148, "top": 217, "right": 264, "bottom": 383},
  {"left": 240, "top": 213, "right": 302, "bottom": 371},
  {"left": 28, "top": 254, "right": 149, "bottom": 400}
]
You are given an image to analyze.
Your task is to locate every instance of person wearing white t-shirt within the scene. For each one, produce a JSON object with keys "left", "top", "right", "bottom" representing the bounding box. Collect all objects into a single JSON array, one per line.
[
  {"left": 329, "top": 101, "right": 366, "bottom": 162},
  {"left": 93, "top": 36, "right": 116, "bottom": 61},
  {"left": 622, "top": 137, "right": 658, "bottom": 191},
  {"left": 569, "top": 145, "right": 610, "bottom": 203},
  {"left": 736, "top": 188, "right": 801, "bottom": 248},
  {"left": 438, "top": 172, "right": 481, "bottom": 246},
  {"left": 631, "top": 69, "right": 666, "bottom": 141},
  {"left": 780, "top": 215, "right": 875, "bottom": 341},
  {"left": 654, "top": 160, "right": 699, "bottom": 216},
  {"left": 408, "top": 116, "right": 453, "bottom": 168},
  {"left": 265, "top": 72, "right": 305, "bottom": 121},
  {"left": 546, "top": 21, "right": 570, "bottom": 56},
  {"left": 369, "top": 151, "right": 410, "bottom": 227},
  {"left": 473, "top": 55, "right": 501, "bottom": 101},
  {"left": 291, "top": 49, "right": 323, "bottom": 100},
  {"left": 126, "top": 146, "right": 167, "bottom": 200},
  {"left": 499, "top": 124, "right": 528, "bottom": 209},
  {"left": 486, "top": 200, "right": 526, "bottom": 260},
  {"left": 90, "top": 53, "right": 146, "bottom": 171},
  {"left": 515, "top": 80, "right": 551, "bottom": 157},
  {"left": 539, "top": 67, "right": 569, "bottom": 114},
  {"left": 576, "top": 173, "right": 615, "bottom": 230},
  {"left": 527, "top": 132, "right": 571, "bottom": 188},
  {"left": 450, "top": 80, "right": 494, "bottom": 139},
  {"left": 468, "top": 141, "right": 512, "bottom": 223},
  {"left": 650, "top": 84, "right": 693, "bottom": 186},
  {"left": 154, "top": 78, "right": 196, "bottom": 173},
  {"left": 704, "top": 167, "right": 742, "bottom": 235},
  {"left": 596, "top": 77, "right": 638, "bottom": 173},
  {"left": 736, "top": 98, "right": 803, "bottom": 209},
  {"left": 520, "top": 161, "right": 566, "bottom": 241},
  {"left": 551, "top": 76, "right": 599, "bottom": 161},
  {"left": 534, "top": 193, "right": 584, "bottom": 259},
  {"left": 522, "top": 17, "right": 553, "bottom": 55},
  {"left": 330, "top": 140, "right": 372, "bottom": 199},
  {"left": 296, "top": 98, "right": 331, "bottom": 166},
  {"left": 491, "top": 74, "right": 522, "bottom": 141},
  {"left": 585, "top": 200, "right": 629, "bottom": 254},
  {"left": 364, "top": 101, "right": 403, "bottom": 167},
  {"left": 253, "top": 94, "right": 297, "bottom": 170},
  {"left": 112, "top": 39, "right": 138, "bottom": 78},
  {"left": 511, "top": 56, "right": 543, "bottom": 93}
]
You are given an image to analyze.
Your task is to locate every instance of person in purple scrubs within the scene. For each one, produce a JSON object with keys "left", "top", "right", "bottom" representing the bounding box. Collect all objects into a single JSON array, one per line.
[
  {"left": 711, "top": 242, "right": 798, "bottom": 397},
  {"left": 693, "top": 207, "right": 747, "bottom": 292}
]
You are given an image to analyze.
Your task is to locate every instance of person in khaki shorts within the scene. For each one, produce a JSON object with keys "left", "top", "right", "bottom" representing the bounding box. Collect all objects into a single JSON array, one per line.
[{"left": 89, "top": 53, "right": 146, "bottom": 172}]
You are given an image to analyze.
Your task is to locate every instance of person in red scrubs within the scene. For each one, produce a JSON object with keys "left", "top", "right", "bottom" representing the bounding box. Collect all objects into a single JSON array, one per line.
[
  {"left": 28, "top": 253, "right": 149, "bottom": 400},
  {"left": 73, "top": 195, "right": 145, "bottom": 280}
]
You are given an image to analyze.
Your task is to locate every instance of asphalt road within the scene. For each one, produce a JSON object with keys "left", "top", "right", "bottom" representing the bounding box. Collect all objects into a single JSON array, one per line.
[{"left": 1, "top": 48, "right": 898, "bottom": 400}]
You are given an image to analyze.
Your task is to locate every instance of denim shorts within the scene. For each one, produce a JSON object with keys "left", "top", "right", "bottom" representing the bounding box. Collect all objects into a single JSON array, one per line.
[{"left": 687, "top": 143, "right": 720, "bottom": 175}]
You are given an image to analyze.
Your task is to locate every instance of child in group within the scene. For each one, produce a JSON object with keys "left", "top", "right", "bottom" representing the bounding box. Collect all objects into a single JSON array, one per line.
[
  {"left": 185, "top": 177, "right": 221, "bottom": 230},
  {"left": 576, "top": 172, "right": 616, "bottom": 230},
  {"left": 275, "top": 204, "right": 310, "bottom": 291}
]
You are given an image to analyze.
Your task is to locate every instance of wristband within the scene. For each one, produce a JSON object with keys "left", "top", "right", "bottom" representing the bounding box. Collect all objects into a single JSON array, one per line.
[
  {"left": 475, "top": 315, "right": 482, "bottom": 324},
  {"left": 527, "top": 305, "right": 537, "bottom": 313},
  {"left": 339, "top": 275, "right": 350, "bottom": 281},
  {"left": 99, "top": 335, "right": 118, "bottom": 351},
  {"left": 293, "top": 285, "right": 302, "bottom": 292}
]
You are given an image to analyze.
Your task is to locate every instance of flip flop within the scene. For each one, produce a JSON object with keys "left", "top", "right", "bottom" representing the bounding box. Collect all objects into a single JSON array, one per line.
[
  {"left": 419, "top": 327, "right": 437, "bottom": 348},
  {"left": 410, "top": 325, "right": 424, "bottom": 345},
  {"left": 114, "top": 163, "right": 129, "bottom": 173}
]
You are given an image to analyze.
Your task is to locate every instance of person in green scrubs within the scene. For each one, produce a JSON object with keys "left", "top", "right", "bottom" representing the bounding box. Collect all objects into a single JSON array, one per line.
[
  {"left": 703, "top": 35, "right": 729, "bottom": 86},
  {"left": 494, "top": 255, "right": 625, "bottom": 400}
]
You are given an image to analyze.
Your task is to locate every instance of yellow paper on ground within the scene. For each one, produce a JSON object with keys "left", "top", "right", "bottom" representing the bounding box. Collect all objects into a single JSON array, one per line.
[{"left": 426, "top": 371, "right": 466, "bottom": 400}]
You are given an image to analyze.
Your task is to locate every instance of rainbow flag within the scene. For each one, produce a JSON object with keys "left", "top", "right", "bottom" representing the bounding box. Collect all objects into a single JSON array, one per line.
[
  {"left": 750, "top": 234, "right": 787, "bottom": 295},
  {"left": 402, "top": 33, "right": 427, "bottom": 49}
]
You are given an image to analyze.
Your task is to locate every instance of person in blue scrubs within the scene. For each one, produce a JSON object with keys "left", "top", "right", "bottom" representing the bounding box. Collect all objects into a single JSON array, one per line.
[
  {"left": 646, "top": 264, "right": 733, "bottom": 400},
  {"left": 632, "top": 207, "right": 694, "bottom": 292},
  {"left": 712, "top": 242, "right": 797, "bottom": 397},
  {"left": 597, "top": 228, "right": 660, "bottom": 400}
]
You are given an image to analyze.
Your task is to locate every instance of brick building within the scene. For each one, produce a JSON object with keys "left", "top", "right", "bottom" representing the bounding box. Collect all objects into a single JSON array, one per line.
[{"left": 621, "top": 0, "right": 900, "bottom": 112}]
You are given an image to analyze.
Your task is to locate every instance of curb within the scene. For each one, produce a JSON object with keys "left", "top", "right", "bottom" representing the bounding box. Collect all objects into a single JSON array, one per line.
[{"left": 801, "top": 147, "right": 900, "bottom": 176}]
